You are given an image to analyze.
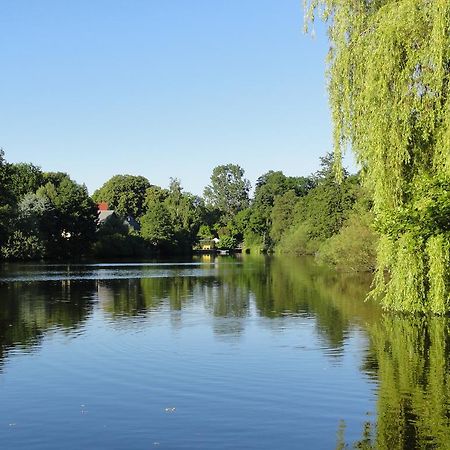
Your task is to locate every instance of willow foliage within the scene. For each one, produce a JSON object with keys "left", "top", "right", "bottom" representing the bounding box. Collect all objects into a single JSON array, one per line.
[{"left": 306, "top": 0, "right": 450, "bottom": 312}]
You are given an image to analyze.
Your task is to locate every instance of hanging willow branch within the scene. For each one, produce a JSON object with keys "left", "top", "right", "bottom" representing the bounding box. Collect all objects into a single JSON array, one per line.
[{"left": 306, "top": 0, "right": 450, "bottom": 313}]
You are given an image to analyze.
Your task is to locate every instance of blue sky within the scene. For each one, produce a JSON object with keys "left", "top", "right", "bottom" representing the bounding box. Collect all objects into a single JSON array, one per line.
[{"left": 0, "top": 0, "right": 344, "bottom": 196}]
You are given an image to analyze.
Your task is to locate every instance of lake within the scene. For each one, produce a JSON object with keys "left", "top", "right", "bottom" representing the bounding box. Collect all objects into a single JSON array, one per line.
[{"left": 0, "top": 256, "right": 449, "bottom": 449}]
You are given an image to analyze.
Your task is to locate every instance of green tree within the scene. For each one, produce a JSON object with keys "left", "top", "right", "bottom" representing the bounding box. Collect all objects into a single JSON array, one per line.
[
  {"left": 42, "top": 171, "right": 69, "bottom": 187},
  {"left": 7, "top": 193, "right": 54, "bottom": 259},
  {"left": 297, "top": 173, "right": 357, "bottom": 243},
  {"left": 226, "top": 207, "right": 252, "bottom": 244},
  {"left": 203, "top": 164, "right": 251, "bottom": 223},
  {"left": 277, "top": 154, "right": 359, "bottom": 255},
  {"left": 255, "top": 171, "right": 313, "bottom": 204},
  {"left": 8, "top": 163, "right": 44, "bottom": 201},
  {"left": 317, "top": 211, "right": 377, "bottom": 272},
  {"left": 93, "top": 174, "right": 151, "bottom": 218},
  {"left": 144, "top": 185, "right": 169, "bottom": 209},
  {"left": 218, "top": 235, "right": 237, "bottom": 250},
  {"left": 1, "top": 231, "right": 45, "bottom": 260},
  {"left": 0, "top": 150, "right": 13, "bottom": 247},
  {"left": 140, "top": 202, "right": 175, "bottom": 249},
  {"left": 197, "top": 224, "right": 214, "bottom": 240},
  {"left": 164, "top": 178, "right": 203, "bottom": 247},
  {"left": 307, "top": 1, "right": 450, "bottom": 312},
  {"left": 270, "top": 190, "right": 299, "bottom": 244},
  {"left": 0, "top": 154, "right": 47, "bottom": 252},
  {"left": 36, "top": 175, "right": 98, "bottom": 258},
  {"left": 248, "top": 171, "right": 289, "bottom": 247},
  {"left": 18, "top": 192, "right": 53, "bottom": 231},
  {"left": 248, "top": 171, "right": 314, "bottom": 249}
]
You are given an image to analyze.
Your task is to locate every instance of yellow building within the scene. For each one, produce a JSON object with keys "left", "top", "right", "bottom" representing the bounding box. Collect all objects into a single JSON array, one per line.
[{"left": 199, "top": 238, "right": 220, "bottom": 251}]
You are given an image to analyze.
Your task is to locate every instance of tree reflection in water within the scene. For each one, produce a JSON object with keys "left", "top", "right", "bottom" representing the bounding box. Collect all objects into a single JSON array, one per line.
[
  {"left": 2, "top": 257, "right": 449, "bottom": 448},
  {"left": 339, "top": 316, "right": 450, "bottom": 449},
  {"left": 0, "top": 256, "right": 377, "bottom": 363},
  {"left": 0, "top": 280, "right": 95, "bottom": 370},
  {"left": 94, "top": 256, "right": 377, "bottom": 346}
]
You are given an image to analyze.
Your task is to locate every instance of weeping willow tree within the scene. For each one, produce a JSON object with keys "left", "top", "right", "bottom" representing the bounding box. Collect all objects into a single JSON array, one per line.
[{"left": 305, "top": 0, "right": 450, "bottom": 312}]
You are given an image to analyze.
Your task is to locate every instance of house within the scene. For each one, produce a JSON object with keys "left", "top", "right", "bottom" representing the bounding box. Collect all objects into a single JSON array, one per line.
[
  {"left": 199, "top": 238, "right": 220, "bottom": 251},
  {"left": 97, "top": 202, "right": 117, "bottom": 225},
  {"left": 97, "top": 203, "right": 140, "bottom": 232}
]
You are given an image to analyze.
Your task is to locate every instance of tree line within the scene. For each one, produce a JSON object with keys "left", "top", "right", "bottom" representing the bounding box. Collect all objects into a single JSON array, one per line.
[{"left": 0, "top": 148, "right": 376, "bottom": 267}]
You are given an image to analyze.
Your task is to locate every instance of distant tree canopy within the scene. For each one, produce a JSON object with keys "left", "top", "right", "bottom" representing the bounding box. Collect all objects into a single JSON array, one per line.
[
  {"left": 8, "top": 163, "right": 44, "bottom": 202},
  {"left": 249, "top": 171, "right": 315, "bottom": 247},
  {"left": 140, "top": 202, "right": 174, "bottom": 249},
  {"left": 306, "top": 0, "right": 450, "bottom": 313},
  {"left": 0, "top": 150, "right": 13, "bottom": 247},
  {"left": 275, "top": 153, "right": 364, "bottom": 257},
  {"left": 203, "top": 164, "right": 251, "bottom": 223},
  {"left": 133, "top": 177, "right": 205, "bottom": 253},
  {"left": 0, "top": 150, "right": 371, "bottom": 264},
  {"left": 93, "top": 175, "right": 151, "bottom": 218},
  {"left": 0, "top": 153, "right": 97, "bottom": 260},
  {"left": 35, "top": 176, "right": 98, "bottom": 258}
]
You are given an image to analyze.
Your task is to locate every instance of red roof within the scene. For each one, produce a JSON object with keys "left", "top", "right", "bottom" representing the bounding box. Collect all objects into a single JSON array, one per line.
[{"left": 98, "top": 202, "right": 109, "bottom": 211}]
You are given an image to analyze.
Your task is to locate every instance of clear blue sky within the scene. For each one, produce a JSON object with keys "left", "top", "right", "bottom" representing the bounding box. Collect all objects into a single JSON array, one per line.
[{"left": 1, "top": 0, "right": 346, "bottom": 196}]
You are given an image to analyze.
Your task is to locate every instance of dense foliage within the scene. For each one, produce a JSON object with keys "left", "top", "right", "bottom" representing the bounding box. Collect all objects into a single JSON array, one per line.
[
  {"left": 305, "top": 0, "right": 450, "bottom": 312},
  {"left": 195, "top": 153, "right": 375, "bottom": 270},
  {"left": 0, "top": 149, "right": 373, "bottom": 265},
  {"left": 0, "top": 155, "right": 97, "bottom": 260},
  {"left": 92, "top": 174, "right": 151, "bottom": 218},
  {"left": 203, "top": 164, "right": 251, "bottom": 223}
]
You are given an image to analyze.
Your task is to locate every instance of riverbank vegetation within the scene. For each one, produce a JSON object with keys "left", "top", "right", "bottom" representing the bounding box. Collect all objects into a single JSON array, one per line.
[{"left": 0, "top": 148, "right": 376, "bottom": 270}]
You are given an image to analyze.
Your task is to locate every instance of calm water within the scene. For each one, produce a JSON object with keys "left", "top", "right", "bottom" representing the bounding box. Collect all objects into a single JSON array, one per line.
[{"left": 0, "top": 256, "right": 449, "bottom": 449}]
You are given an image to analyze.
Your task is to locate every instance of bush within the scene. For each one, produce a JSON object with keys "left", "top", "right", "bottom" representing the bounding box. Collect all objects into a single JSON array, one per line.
[
  {"left": 276, "top": 222, "right": 320, "bottom": 255},
  {"left": 317, "top": 212, "right": 377, "bottom": 272},
  {"left": 243, "top": 230, "right": 265, "bottom": 253}
]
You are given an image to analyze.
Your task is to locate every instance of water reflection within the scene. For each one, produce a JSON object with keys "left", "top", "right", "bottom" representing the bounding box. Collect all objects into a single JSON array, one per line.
[
  {"left": 249, "top": 257, "right": 378, "bottom": 348},
  {"left": 95, "top": 257, "right": 377, "bottom": 345},
  {"left": 0, "top": 280, "right": 94, "bottom": 369},
  {"left": 2, "top": 257, "right": 450, "bottom": 448},
  {"left": 340, "top": 316, "right": 450, "bottom": 449},
  {"left": 0, "top": 256, "right": 377, "bottom": 366}
]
